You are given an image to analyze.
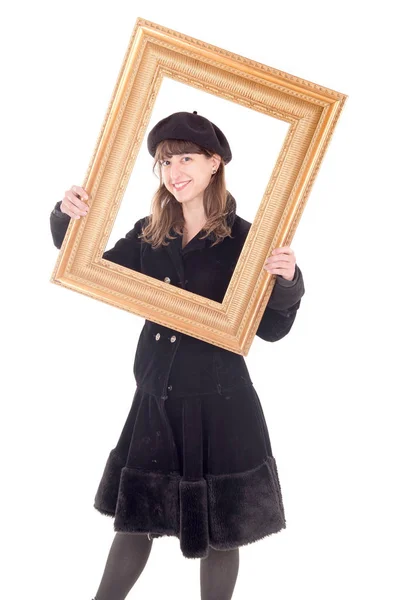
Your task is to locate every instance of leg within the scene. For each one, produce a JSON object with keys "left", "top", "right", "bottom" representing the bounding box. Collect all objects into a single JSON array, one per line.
[
  {"left": 94, "top": 532, "right": 153, "bottom": 600},
  {"left": 200, "top": 546, "right": 240, "bottom": 600}
]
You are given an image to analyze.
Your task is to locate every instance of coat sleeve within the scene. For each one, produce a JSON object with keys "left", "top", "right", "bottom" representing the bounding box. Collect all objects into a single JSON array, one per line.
[
  {"left": 255, "top": 263, "right": 305, "bottom": 342},
  {"left": 50, "top": 200, "right": 71, "bottom": 249},
  {"left": 50, "top": 200, "right": 144, "bottom": 272}
]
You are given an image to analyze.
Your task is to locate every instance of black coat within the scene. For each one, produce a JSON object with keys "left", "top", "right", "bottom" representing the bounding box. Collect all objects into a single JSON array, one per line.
[{"left": 50, "top": 194, "right": 305, "bottom": 559}]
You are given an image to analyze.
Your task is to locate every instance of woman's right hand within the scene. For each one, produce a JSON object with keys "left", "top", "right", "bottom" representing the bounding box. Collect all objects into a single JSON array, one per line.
[{"left": 60, "top": 185, "right": 90, "bottom": 219}]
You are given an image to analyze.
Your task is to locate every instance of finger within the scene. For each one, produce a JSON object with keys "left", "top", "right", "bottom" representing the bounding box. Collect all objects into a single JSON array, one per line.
[
  {"left": 265, "top": 267, "right": 294, "bottom": 278},
  {"left": 60, "top": 198, "right": 81, "bottom": 219},
  {"left": 72, "top": 185, "right": 90, "bottom": 201},
  {"left": 269, "top": 252, "right": 296, "bottom": 263},
  {"left": 272, "top": 246, "right": 294, "bottom": 255},
  {"left": 62, "top": 194, "right": 86, "bottom": 218},
  {"left": 65, "top": 189, "right": 89, "bottom": 215},
  {"left": 68, "top": 187, "right": 89, "bottom": 210},
  {"left": 265, "top": 255, "right": 294, "bottom": 266},
  {"left": 264, "top": 260, "right": 292, "bottom": 269}
]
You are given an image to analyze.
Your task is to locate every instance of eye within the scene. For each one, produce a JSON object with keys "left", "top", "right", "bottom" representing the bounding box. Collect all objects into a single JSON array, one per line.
[{"left": 160, "top": 156, "right": 191, "bottom": 167}]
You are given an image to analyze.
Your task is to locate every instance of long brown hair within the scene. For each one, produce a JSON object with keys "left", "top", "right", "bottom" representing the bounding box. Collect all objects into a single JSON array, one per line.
[{"left": 140, "top": 139, "right": 233, "bottom": 249}]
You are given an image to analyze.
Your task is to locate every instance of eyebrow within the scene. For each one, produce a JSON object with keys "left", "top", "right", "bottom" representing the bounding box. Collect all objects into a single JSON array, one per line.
[{"left": 160, "top": 153, "right": 192, "bottom": 161}]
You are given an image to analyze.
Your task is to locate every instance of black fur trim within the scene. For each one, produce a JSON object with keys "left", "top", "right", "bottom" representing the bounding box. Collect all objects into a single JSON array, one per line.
[{"left": 93, "top": 451, "right": 286, "bottom": 558}]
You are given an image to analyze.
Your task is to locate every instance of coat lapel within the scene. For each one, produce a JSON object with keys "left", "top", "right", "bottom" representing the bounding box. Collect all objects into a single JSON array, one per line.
[{"left": 164, "top": 232, "right": 185, "bottom": 286}]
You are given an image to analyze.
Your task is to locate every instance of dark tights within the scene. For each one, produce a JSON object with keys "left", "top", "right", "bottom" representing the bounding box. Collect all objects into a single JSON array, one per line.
[
  {"left": 200, "top": 543, "right": 240, "bottom": 599},
  {"left": 93, "top": 532, "right": 240, "bottom": 600}
]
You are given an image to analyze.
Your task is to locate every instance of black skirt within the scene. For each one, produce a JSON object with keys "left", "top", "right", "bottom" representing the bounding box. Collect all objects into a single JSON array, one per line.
[{"left": 93, "top": 380, "right": 286, "bottom": 560}]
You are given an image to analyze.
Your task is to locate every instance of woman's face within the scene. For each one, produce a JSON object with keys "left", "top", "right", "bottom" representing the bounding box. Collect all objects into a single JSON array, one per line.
[{"left": 160, "top": 153, "right": 219, "bottom": 206}]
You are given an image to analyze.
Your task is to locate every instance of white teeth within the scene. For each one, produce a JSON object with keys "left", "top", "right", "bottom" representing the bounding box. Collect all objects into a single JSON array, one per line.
[{"left": 174, "top": 181, "right": 190, "bottom": 189}]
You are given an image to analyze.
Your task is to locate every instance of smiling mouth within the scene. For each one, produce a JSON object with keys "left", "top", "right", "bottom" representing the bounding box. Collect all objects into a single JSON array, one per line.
[{"left": 173, "top": 181, "right": 191, "bottom": 190}]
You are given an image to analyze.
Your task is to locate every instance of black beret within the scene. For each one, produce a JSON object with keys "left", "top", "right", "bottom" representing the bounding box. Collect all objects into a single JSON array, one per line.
[{"left": 147, "top": 111, "right": 232, "bottom": 164}]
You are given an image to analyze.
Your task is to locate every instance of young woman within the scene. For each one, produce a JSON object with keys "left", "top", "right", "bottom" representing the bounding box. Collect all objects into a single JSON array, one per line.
[{"left": 50, "top": 111, "right": 305, "bottom": 600}]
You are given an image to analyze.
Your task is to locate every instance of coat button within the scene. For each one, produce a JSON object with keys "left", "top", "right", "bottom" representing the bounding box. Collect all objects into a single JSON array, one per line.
[
  {"left": 155, "top": 333, "right": 161, "bottom": 341},
  {"left": 167, "top": 385, "right": 173, "bottom": 391},
  {"left": 164, "top": 276, "right": 171, "bottom": 283},
  {"left": 170, "top": 335, "right": 176, "bottom": 343}
]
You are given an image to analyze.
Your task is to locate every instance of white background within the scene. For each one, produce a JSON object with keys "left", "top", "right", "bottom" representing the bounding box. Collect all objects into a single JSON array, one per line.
[{"left": 1, "top": 1, "right": 399, "bottom": 599}]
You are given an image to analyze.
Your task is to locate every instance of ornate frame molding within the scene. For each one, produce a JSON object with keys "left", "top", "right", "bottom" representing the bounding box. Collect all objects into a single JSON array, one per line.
[{"left": 50, "top": 17, "right": 347, "bottom": 355}]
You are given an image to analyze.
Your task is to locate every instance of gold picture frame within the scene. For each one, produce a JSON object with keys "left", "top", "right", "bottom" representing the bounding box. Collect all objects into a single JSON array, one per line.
[{"left": 50, "top": 17, "right": 347, "bottom": 356}]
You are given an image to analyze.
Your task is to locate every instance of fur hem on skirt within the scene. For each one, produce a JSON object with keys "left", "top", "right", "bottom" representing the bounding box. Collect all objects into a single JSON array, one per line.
[{"left": 93, "top": 448, "right": 286, "bottom": 559}]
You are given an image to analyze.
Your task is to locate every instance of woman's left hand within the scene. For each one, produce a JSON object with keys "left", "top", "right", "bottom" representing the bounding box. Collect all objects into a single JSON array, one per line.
[{"left": 264, "top": 246, "right": 296, "bottom": 281}]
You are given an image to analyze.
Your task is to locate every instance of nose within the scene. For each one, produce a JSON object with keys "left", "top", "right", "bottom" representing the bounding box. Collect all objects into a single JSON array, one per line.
[{"left": 170, "top": 161, "right": 184, "bottom": 182}]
